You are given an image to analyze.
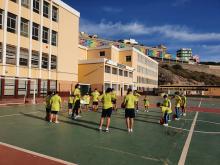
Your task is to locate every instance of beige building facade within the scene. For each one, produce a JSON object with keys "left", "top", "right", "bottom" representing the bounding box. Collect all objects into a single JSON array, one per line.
[
  {"left": 78, "top": 45, "right": 158, "bottom": 95},
  {"left": 0, "top": 0, "right": 80, "bottom": 97}
]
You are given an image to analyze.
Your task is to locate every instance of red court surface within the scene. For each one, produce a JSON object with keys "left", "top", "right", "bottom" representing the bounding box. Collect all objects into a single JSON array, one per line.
[{"left": 0, "top": 143, "right": 75, "bottom": 165}]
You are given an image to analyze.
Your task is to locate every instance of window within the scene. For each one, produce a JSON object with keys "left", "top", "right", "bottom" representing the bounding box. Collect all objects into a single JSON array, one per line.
[
  {"left": 21, "top": 0, "right": 30, "bottom": 8},
  {"left": 19, "top": 48, "right": 29, "bottom": 66},
  {"left": 0, "top": 43, "right": 2, "bottom": 63},
  {"left": 129, "top": 72, "right": 133, "bottom": 78},
  {"left": 43, "top": 1, "right": 50, "bottom": 18},
  {"left": 112, "top": 67, "right": 117, "bottom": 75},
  {"left": 31, "top": 51, "right": 39, "bottom": 68},
  {"left": 124, "top": 71, "right": 128, "bottom": 77},
  {"left": 41, "top": 80, "right": 47, "bottom": 96},
  {"left": 41, "top": 53, "right": 48, "bottom": 69},
  {"left": 32, "top": 22, "right": 39, "bottom": 40},
  {"left": 124, "top": 85, "right": 128, "bottom": 91},
  {"left": 33, "top": 0, "right": 40, "bottom": 13},
  {"left": 4, "top": 79, "right": 15, "bottom": 96},
  {"left": 0, "top": 9, "right": 3, "bottom": 29},
  {"left": 52, "top": 6, "right": 58, "bottom": 22},
  {"left": 51, "top": 30, "right": 57, "bottom": 46},
  {"left": 6, "top": 45, "right": 16, "bottom": 64},
  {"left": 126, "top": 56, "right": 132, "bottom": 62},
  {"left": 105, "top": 65, "right": 111, "bottom": 73},
  {"left": 119, "top": 69, "right": 123, "bottom": 76},
  {"left": 100, "top": 51, "right": 105, "bottom": 57},
  {"left": 10, "top": 0, "right": 17, "bottom": 2},
  {"left": 7, "top": 12, "right": 17, "bottom": 33},
  {"left": 18, "top": 80, "right": 28, "bottom": 95},
  {"left": 42, "top": 26, "right": 49, "bottom": 43},
  {"left": 51, "top": 55, "right": 57, "bottom": 70},
  {"left": 20, "top": 18, "right": 29, "bottom": 37}
]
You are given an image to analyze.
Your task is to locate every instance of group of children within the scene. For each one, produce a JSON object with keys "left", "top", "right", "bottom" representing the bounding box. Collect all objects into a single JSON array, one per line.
[
  {"left": 44, "top": 84, "right": 187, "bottom": 130},
  {"left": 157, "top": 91, "right": 187, "bottom": 127}
]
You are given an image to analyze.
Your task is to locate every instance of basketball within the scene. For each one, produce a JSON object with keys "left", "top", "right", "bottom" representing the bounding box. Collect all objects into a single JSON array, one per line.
[{"left": 160, "top": 118, "right": 164, "bottom": 125}]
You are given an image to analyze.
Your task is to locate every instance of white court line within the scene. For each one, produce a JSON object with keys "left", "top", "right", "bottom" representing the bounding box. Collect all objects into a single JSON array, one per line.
[
  {"left": 0, "top": 142, "right": 76, "bottom": 165},
  {"left": 94, "top": 146, "right": 163, "bottom": 163},
  {"left": 178, "top": 98, "right": 202, "bottom": 165},
  {"left": 168, "top": 125, "right": 220, "bottom": 134},
  {"left": 178, "top": 111, "right": 199, "bottom": 165},
  {"left": 0, "top": 111, "right": 40, "bottom": 118},
  {"left": 184, "top": 119, "right": 220, "bottom": 125}
]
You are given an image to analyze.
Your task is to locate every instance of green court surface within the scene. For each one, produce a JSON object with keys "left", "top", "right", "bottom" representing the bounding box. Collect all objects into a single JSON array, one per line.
[{"left": 0, "top": 96, "right": 220, "bottom": 165}]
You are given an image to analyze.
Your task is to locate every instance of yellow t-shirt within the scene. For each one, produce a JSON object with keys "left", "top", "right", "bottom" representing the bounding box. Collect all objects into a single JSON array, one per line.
[
  {"left": 134, "top": 93, "right": 141, "bottom": 101},
  {"left": 163, "top": 99, "right": 171, "bottom": 108},
  {"left": 175, "top": 95, "right": 182, "bottom": 108},
  {"left": 92, "top": 91, "right": 100, "bottom": 102},
  {"left": 111, "top": 91, "right": 117, "bottom": 100},
  {"left": 124, "top": 94, "right": 136, "bottom": 109},
  {"left": 83, "top": 95, "right": 90, "bottom": 105},
  {"left": 68, "top": 96, "right": 73, "bottom": 104},
  {"left": 73, "top": 88, "right": 81, "bottom": 102},
  {"left": 181, "top": 96, "right": 187, "bottom": 107},
  {"left": 99, "top": 93, "right": 113, "bottom": 109},
  {"left": 50, "top": 94, "right": 62, "bottom": 111},
  {"left": 161, "top": 106, "right": 172, "bottom": 114}
]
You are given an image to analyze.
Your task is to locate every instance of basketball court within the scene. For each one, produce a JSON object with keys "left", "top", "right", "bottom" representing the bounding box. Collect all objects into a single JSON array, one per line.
[{"left": 0, "top": 96, "right": 220, "bottom": 165}]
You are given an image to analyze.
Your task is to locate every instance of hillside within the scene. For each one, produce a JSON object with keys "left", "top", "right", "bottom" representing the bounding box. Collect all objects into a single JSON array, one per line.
[{"left": 159, "top": 64, "right": 220, "bottom": 86}]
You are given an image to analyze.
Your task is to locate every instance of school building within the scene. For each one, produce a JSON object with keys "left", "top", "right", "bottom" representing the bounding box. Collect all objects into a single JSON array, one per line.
[
  {"left": 0, "top": 0, "right": 81, "bottom": 98},
  {"left": 78, "top": 45, "right": 158, "bottom": 95}
]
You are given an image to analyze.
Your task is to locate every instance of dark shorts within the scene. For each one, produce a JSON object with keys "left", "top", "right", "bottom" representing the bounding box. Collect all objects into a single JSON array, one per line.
[
  {"left": 46, "top": 108, "right": 51, "bottom": 113},
  {"left": 101, "top": 108, "right": 112, "bottom": 118},
  {"left": 112, "top": 99, "right": 116, "bottom": 104},
  {"left": 73, "top": 100, "right": 80, "bottom": 110},
  {"left": 93, "top": 101, "right": 98, "bottom": 105},
  {"left": 125, "top": 109, "right": 135, "bottom": 118},
  {"left": 51, "top": 111, "right": 58, "bottom": 114},
  {"left": 68, "top": 103, "right": 72, "bottom": 109}
]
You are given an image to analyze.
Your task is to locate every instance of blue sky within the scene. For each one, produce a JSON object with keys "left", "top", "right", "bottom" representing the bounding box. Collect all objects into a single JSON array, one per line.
[{"left": 63, "top": 0, "right": 220, "bottom": 62}]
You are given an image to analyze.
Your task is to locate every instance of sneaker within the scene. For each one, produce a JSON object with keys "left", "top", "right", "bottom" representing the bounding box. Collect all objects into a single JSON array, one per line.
[
  {"left": 163, "top": 123, "right": 168, "bottom": 127},
  {"left": 128, "top": 129, "right": 131, "bottom": 132},
  {"left": 130, "top": 129, "right": 133, "bottom": 132},
  {"left": 77, "top": 115, "right": 82, "bottom": 118},
  {"left": 136, "top": 110, "right": 139, "bottom": 113},
  {"left": 99, "top": 127, "right": 102, "bottom": 131},
  {"left": 168, "top": 120, "right": 171, "bottom": 122},
  {"left": 49, "top": 120, "right": 52, "bottom": 123},
  {"left": 54, "top": 121, "right": 60, "bottom": 124},
  {"left": 105, "top": 128, "right": 109, "bottom": 132},
  {"left": 175, "top": 118, "right": 180, "bottom": 121},
  {"left": 183, "top": 113, "right": 186, "bottom": 116},
  {"left": 146, "top": 110, "right": 149, "bottom": 112}
]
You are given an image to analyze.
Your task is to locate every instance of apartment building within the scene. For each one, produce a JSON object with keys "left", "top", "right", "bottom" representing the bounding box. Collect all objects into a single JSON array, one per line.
[
  {"left": 78, "top": 45, "right": 158, "bottom": 95},
  {"left": 78, "top": 46, "right": 135, "bottom": 96},
  {"left": 119, "top": 47, "right": 158, "bottom": 91},
  {"left": 0, "top": 0, "right": 80, "bottom": 98}
]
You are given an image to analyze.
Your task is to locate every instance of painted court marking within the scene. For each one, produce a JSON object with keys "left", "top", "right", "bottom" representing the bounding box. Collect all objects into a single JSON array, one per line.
[
  {"left": 178, "top": 111, "right": 198, "bottom": 165},
  {"left": 0, "top": 142, "right": 76, "bottom": 165},
  {"left": 94, "top": 146, "right": 164, "bottom": 163},
  {"left": 178, "top": 98, "right": 202, "bottom": 165},
  {"left": 0, "top": 111, "right": 40, "bottom": 118}
]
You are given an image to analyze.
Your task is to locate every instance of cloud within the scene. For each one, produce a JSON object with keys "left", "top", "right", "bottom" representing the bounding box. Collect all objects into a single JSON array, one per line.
[
  {"left": 102, "top": 6, "right": 123, "bottom": 13},
  {"left": 172, "top": 0, "right": 191, "bottom": 6},
  {"left": 80, "top": 19, "right": 220, "bottom": 42},
  {"left": 201, "top": 45, "right": 220, "bottom": 54}
]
